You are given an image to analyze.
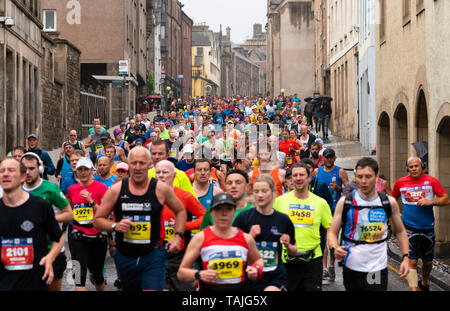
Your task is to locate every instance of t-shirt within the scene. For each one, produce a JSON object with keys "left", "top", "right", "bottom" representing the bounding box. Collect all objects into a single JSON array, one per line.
[
  {"left": 233, "top": 208, "right": 295, "bottom": 276},
  {"left": 148, "top": 167, "right": 196, "bottom": 197},
  {"left": 66, "top": 180, "right": 107, "bottom": 236},
  {"left": 176, "top": 159, "right": 196, "bottom": 172},
  {"left": 23, "top": 180, "right": 69, "bottom": 251},
  {"left": 391, "top": 174, "right": 446, "bottom": 230},
  {"left": 0, "top": 195, "right": 62, "bottom": 290},
  {"left": 274, "top": 191, "right": 332, "bottom": 260},
  {"left": 94, "top": 174, "right": 118, "bottom": 189},
  {"left": 279, "top": 140, "right": 299, "bottom": 167}
]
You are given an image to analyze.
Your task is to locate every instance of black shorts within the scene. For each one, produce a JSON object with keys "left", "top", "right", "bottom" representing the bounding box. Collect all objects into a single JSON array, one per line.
[
  {"left": 405, "top": 225, "right": 435, "bottom": 262},
  {"left": 285, "top": 257, "right": 323, "bottom": 291},
  {"left": 164, "top": 251, "right": 194, "bottom": 291},
  {"left": 53, "top": 252, "right": 67, "bottom": 280},
  {"left": 343, "top": 266, "right": 388, "bottom": 291},
  {"left": 245, "top": 264, "right": 287, "bottom": 291}
]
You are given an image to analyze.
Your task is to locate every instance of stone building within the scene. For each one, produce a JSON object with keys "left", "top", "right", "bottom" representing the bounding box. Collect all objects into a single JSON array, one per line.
[
  {"left": 40, "top": 35, "right": 81, "bottom": 150},
  {"left": 312, "top": 0, "right": 330, "bottom": 96},
  {"left": 191, "top": 23, "right": 221, "bottom": 98},
  {"left": 181, "top": 11, "right": 192, "bottom": 102},
  {"left": 220, "top": 26, "right": 233, "bottom": 97},
  {"left": 376, "top": 0, "right": 450, "bottom": 257},
  {"left": 232, "top": 45, "right": 260, "bottom": 97},
  {"left": 40, "top": 0, "right": 148, "bottom": 128},
  {"left": 327, "top": 0, "right": 359, "bottom": 141},
  {"left": 266, "top": 0, "right": 315, "bottom": 98}
]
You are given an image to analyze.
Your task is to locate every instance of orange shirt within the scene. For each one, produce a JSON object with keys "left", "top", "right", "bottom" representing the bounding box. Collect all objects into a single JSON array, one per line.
[
  {"left": 162, "top": 187, "right": 206, "bottom": 250},
  {"left": 251, "top": 166, "right": 283, "bottom": 196}
]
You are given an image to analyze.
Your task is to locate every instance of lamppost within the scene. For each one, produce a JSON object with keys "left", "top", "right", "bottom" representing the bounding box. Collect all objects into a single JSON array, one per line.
[{"left": 164, "top": 86, "right": 171, "bottom": 113}]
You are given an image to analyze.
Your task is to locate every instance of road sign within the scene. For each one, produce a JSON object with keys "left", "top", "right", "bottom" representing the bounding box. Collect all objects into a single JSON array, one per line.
[
  {"left": 178, "top": 75, "right": 184, "bottom": 81},
  {"left": 119, "top": 60, "right": 129, "bottom": 76},
  {"left": 160, "top": 78, "right": 165, "bottom": 84},
  {"left": 112, "top": 81, "right": 123, "bottom": 89}
]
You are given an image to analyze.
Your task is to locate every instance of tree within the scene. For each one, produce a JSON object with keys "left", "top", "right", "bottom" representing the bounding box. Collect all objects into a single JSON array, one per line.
[{"left": 147, "top": 72, "right": 155, "bottom": 95}]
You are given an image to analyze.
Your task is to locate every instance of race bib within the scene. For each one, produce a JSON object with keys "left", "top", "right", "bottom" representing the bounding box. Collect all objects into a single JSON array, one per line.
[
  {"left": 123, "top": 215, "right": 151, "bottom": 244},
  {"left": 289, "top": 204, "right": 315, "bottom": 228},
  {"left": 164, "top": 221, "right": 175, "bottom": 243},
  {"left": 256, "top": 241, "right": 278, "bottom": 272},
  {"left": 359, "top": 222, "right": 386, "bottom": 243},
  {"left": 208, "top": 250, "right": 243, "bottom": 284},
  {"left": 73, "top": 203, "right": 94, "bottom": 225},
  {"left": 169, "top": 148, "right": 177, "bottom": 158},
  {"left": 286, "top": 155, "right": 292, "bottom": 165},
  {"left": 1, "top": 238, "right": 34, "bottom": 271},
  {"left": 406, "top": 190, "right": 426, "bottom": 203}
]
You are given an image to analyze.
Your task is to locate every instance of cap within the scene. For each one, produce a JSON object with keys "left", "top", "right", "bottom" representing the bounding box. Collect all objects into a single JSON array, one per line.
[
  {"left": 116, "top": 162, "right": 129, "bottom": 172},
  {"left": 27, "top": 134, "right": 38, "bottom": 140},
  {"left": 252, "top": 105, "right": 257, "bottom": 110},
  {"left": 183, "top": 144, "right": 194, "bottom": 154},
  {"left": 211, "top": 193, "right": 236, "bottom": 210},
  {"left": 113, "top": 129, "right": 123, "bottom": 137},
  {"left": 323, "top": 148, "right": 336, "bottom": 158},
  {"left": 315, "top": 138, "right": 323, "bottom": 145},
  {"left": 76, "top": 157, "right": 94, "bottom": 170},
  {"left": 165, "top": 122, "right": 172, "bottom": 126},
  {"left": 135, "top": 138, "right": 144, "bottom": 145},
  {"left": 100, "top": 131, "right": 111, "bottom": 139}
]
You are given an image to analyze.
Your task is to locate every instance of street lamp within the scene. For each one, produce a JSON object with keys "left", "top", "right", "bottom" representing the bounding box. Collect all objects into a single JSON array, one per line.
[{"left": 164, "top": 86, "right": 171, "bottom": 113}]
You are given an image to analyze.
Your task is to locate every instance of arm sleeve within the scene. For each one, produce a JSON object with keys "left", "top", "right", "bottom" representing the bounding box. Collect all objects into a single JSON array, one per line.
[{"left": 185, "top": 195, "right": 206, "bottom": 232}]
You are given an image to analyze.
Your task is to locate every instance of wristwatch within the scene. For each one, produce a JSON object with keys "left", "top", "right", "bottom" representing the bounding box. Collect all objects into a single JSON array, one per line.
[
  {"left": 111, "top": 222, "right": 117, "bottom": 232},
  {"left": 194, "top": 271, "right": 200, "bottom": 281}
]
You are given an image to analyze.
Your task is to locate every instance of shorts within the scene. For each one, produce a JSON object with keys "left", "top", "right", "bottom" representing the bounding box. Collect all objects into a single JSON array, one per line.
[
  {"left": 245, "top": 265, "right": 287, "bottom": 291},
  {"left": 405, "top": 225, "right": 435, "bottom": 262},
  {"left": 112, "top": 246, "right": 167, "bottom": 291},
  {"left": 53, "top": 252, "right": 67, "bottom": 280},
  {"left": 285, "top": 257, "right": 323, "bottom": 291},
  {"left": 165, "top": 251, "right": 194, "bottom": 291},
  {"left": 343, "top": 266, "right": 388, "bottom": 291}
]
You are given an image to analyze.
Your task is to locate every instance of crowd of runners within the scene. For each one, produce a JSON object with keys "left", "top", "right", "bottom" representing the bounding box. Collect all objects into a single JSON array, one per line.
[{"left": 0, "top": 94, "right": 448, "bottom": 291}]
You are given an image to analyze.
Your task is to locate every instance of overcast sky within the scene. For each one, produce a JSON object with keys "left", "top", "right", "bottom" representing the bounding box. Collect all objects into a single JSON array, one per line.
[{"left": 181, "top": 0, "right": 268, "bottom": 44}]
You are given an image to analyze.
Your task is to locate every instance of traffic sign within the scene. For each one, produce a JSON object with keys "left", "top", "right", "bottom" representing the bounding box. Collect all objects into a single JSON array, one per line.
[{"left": 119, "top": 60, "right": 129, "bottom": 76}]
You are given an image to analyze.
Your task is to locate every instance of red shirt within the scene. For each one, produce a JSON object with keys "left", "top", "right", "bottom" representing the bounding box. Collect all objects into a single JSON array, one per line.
[
  {"left": 162, "top": 187, "right": 206, "bottom": 250},
  {"left": 67, "top": 180, "right": 107, "bottom": 236},
  {"left": 279, "top": 139, "right": 300, "bottom": 167}
]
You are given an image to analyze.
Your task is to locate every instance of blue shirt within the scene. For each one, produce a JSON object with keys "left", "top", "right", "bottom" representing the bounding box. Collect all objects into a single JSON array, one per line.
[
  {"left": 94, "top": 174, "right": 118, "bottom": 189},
  {"left": 317, "top": 166, "right": 343, "bottom": 211}
]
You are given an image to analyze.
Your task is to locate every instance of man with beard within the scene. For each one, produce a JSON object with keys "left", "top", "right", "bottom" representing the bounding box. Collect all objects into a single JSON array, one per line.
[
  {"left": 309, "top": 142, "right": 323, "bottom": 169},
  {"left": 94, "top": 156, "right": 118, "bottom": 189}
]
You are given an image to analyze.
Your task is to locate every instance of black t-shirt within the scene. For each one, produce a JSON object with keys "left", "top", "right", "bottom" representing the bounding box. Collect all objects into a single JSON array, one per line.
[
  {"left": 233, "top": 208, "right": 296, "bottom": 287},
  {"left": 0, "top": 194, "right": 62, "bottom": 291}
]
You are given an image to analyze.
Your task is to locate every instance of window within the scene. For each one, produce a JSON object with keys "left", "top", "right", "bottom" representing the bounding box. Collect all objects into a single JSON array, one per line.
[
  {"left": 416, "top": 0, "right": 424, "bottom": 15},
  {"left": 379, "top": 0, "right": 386, "bottom": 43},
  {"left": 43, "top": 10, "right": 56, "bottom": 32},
  {"left": 403, "top": 0, "right": 411, "bottom": 26}
]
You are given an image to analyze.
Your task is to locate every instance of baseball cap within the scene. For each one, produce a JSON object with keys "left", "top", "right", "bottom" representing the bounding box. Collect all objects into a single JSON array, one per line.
[
  {"left": 183, "top": 144, "right": 194, "bottom": 154},
  {"left": 100, "top": 131, "right": 111, "bottom": 140},
  {"left": 210, "top": 193, "right": 236, "bottom": 210},
  {"left": 76, "top": 157, "right": 94, "bottom": 170},
  {"left": 27, "top": 134, "right": 38, "bottom": 140},
  {"left": 165, "top": 122, "right": 172, "bottom": 126},
  {"left": 113, "top": 129, "right": 123, "bottom": 137},
  {"left": 116, "top": 162, "right": 129, "bottom": 172},
  {"left": 315, "top": 138, "right": 323, "bottom": 145},
  {"left": 323, "top": 148, "right": 336, "bottom": 158}
]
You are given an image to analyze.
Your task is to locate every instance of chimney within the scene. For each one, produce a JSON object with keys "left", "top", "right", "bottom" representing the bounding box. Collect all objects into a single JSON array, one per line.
[
  {"left": 253, "top": 23, "right": 262, "bottom": 38},
  {"left": 226, "top": 27, "right": 231, "bottom": 42}
]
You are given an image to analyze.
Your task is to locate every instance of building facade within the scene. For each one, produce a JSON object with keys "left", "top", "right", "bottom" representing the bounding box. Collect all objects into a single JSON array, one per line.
[
  {"left": 266, "top": 0, "right": 315, "bottom": 98},
  {"left": 376, "top": 0, "right": 450, "bottom": 256},
  {"left": 181, "top": 11, "right": 192, "bottom": 102},
  {"left": 312, "top": 0, "right": 330, "bottom": 96},
  {"left": 328, "top": 0, "right": 359, "bottom": 140},
  {"left": 232, "top": 45, "right": 260, "bottom": 97},
  {"left": 191, "top": 23, "right": 221, "bottom": 98},
  {"left": 358, "top": 0, "right": 376, "bottom": 152}
]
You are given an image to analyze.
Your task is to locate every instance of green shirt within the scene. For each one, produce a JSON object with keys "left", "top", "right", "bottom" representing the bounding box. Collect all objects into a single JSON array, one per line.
[
  {"left": 89, "top": 127, "right": 106, "bottom": 135},
  {"left": 160, "top": 129, "right": 170, "bottom": 140},
  {"left": 23, "top": 179, "right": 69, "bottom": 251},
  {"left": 200, "top": 202, "right": 255, "bottom": 230},
  {"left": 274, "top": 191, "right": 332, "bottom": 261},
  {"left": 148, "top": 167, "right": 196, "bottom": 197}
]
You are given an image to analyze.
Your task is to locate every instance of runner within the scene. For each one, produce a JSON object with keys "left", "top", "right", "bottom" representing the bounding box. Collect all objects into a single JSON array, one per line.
[
  {"left": 155, "top": 160, "right": 206, "bottom": 291},
  {"left": 274, "top": 162, "right": 332, "bottom": 291},
  {"left": 148, "top": 140, "right": 196, "bottom": 196},
  {"left": 26, "top": 134, "right": 55, "bottom": 180},
  {"left": 60, "top": 130, "right": 88, "bottom": 158},
  {"left": 315, "top": 147, "right": 349, "bottom": 281},
  {"left": 66, "top": 157, "right": 108, "bottom": 291},
  {"left": 278, "top": 129, "right": 300, "bottom": 168},
  {"left": 328, "top": 157, "right": 410, "bottom": 291},
  {"left": 177, "top": 193, "right": 264, "bottom": 291},
  {"left": 94, "top": 156, "right": 118, "bottom": 189},
  {"left": 94, "top": 146, "right": 187, "bottom": 291},
  {"left": 192, "top": 159, "right": 223, "bottom": 212},
  {"left": 391, "top": 156, "right": 449, "bottom": 291},
  {"left": 60, "top": 150, "right": 84, "bottom": 195},
  {"left": 85, "top": 125, "right": 105, "bottom": 163},
  {"left": 20, "top": 152, "right": 73, "bottom": 291},
  {"left": 0, "top": 157, "right": 64, "bottom": 291},
  {"left": 56, "top": 142, "right": 75, "bottom": 187},
  {"left": 201, "top": 169, "right": 254, "bottom": 230},
  {"left": 233, "top": 174, "right": 297, "bottom": 291}
]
